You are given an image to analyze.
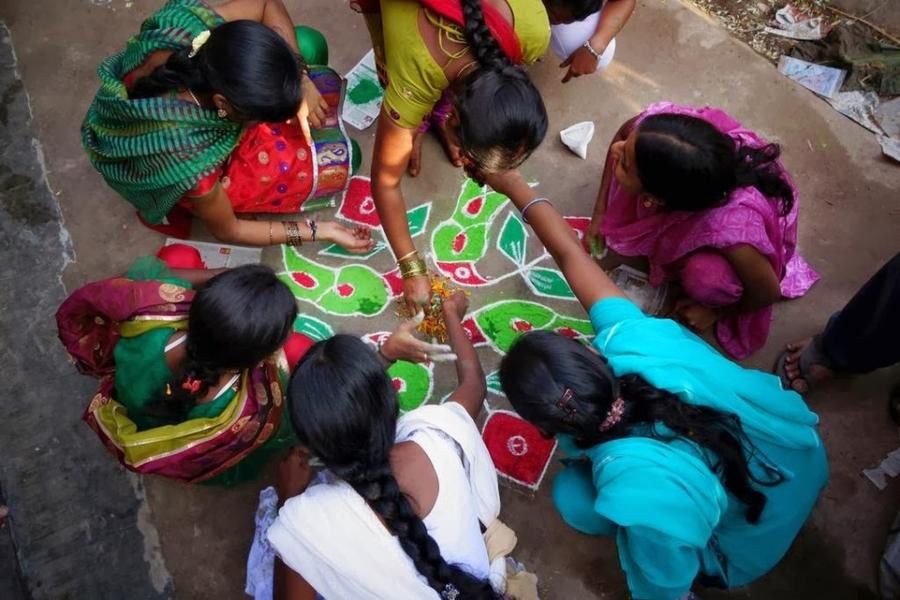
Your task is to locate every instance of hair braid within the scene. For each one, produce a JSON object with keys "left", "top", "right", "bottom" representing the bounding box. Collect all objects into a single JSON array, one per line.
[
  {"left": 330, "top": 462, "right": 498, "bottom": 598},
  {"left": 147, "top": 339, "right": 222, "bottom": 423},
  {"left": 616, "top": 374, "right": 781, "bottom": 523},
  {"left": 460, "top": 0, "right": 511, "bottom": 71},
  {"left": 501, "top": 331, "right": 787, "bottom": 526},
  {"left": 289, "top": 336, "right": 500, "bottom": 599}
]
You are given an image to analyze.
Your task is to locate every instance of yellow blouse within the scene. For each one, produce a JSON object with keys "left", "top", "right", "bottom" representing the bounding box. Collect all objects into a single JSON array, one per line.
[{"left": 377, "top": 0, "right": 550, "bottom": 128}]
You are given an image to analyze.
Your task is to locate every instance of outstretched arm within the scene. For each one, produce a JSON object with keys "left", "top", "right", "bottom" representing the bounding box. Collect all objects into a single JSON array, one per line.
[
  {"left": 442, "top": 292, "right": 487, "bottom": 421},
  {"left": 485, "top": 171, "right": 626, "bottom": 312},
  {"left": 372, "top": 115, "right": 432, "bottom": 310},
  {"left": 190, "top": 185, "right": 373, "bottom": 251}
]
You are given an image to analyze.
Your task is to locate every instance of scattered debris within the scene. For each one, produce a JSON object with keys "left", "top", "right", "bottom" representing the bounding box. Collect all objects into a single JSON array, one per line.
[
  {"left": 559, "top": 121, "right": 594, "bottom": 160},
  {"left": 878, "top": 135, "right": 900, "bottom": 163},
  {"left": 764, "top": 4, "right": 830, "bottom": 40},
  {"left": 863, "top": 447, "right": 900, "bottom": 490},
  {"left": 825, "top": 91, "right": 900, "bottom": 163},
  {"left": 685, "top": 0, "right": 832, "bottom": 62},
  {"left": 824, "top": 4, "right": 900, "bottom": 48},
  {"left": 828, "top": 90, "right": 883, "bottom": 133},
  {"left": 777, "top": 56, "right": 846, "bottom": 97},
  {"left": 877, "top": 97, "right": 900, "bottom": 138},
  {"left": 790, "top": 22, "right": 900, "bottom": 96}
]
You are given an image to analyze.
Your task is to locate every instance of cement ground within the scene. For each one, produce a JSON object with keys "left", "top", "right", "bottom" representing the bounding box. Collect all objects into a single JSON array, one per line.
[{"left": 0, "top": 0, "right": 898, "bottom": 598}]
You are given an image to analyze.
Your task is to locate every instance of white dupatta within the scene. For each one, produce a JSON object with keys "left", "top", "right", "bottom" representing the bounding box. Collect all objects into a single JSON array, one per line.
[{"left": 266, "top": 402, "right": 501, "bottom": 599}]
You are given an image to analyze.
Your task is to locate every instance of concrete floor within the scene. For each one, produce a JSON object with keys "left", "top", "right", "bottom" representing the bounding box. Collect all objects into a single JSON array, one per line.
[{"left": 1, "top": 0, "right": 899, "bottom": 597}]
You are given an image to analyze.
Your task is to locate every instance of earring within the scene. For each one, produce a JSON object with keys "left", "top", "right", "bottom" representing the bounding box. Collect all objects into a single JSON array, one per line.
[{"left": 217, "top": 108, "right": 227, "bottom": 119}]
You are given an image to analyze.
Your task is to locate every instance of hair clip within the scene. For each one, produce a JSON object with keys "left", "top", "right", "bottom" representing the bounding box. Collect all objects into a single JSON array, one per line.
[
  {"left": 556, "top": 388, "right": 576, "bottom": 414},
  {"left": 599, "top": 397, "right": 626, "bottom": 432},
  {"left": 441, "top": 584, "right": 459, "bottom": 600},
  {"left": 181, "top": 376, "right": 201, "bottom": 394},
  {"left": 188, "top": 30, "right": 211, "bottom": 58}
]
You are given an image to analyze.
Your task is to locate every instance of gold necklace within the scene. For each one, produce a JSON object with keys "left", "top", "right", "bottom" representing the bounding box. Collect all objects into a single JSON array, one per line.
[{"left": 425, "top": 11, "right": 468, "bottom": 61}]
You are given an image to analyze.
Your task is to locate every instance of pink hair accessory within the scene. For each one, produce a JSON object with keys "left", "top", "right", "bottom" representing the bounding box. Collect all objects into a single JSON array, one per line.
[
  {"left": 556, "top": 388, "right": 575, "bottom": 413},
  {"left": 181, "top": 377, "right": 201, "bottom": 394},
  {"left": 599, "top": 397, "right": 626, "bottom": 432}
]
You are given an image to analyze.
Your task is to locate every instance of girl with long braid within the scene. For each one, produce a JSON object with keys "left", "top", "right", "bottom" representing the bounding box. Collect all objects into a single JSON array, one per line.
[
  {"left": 352, "top": 0, "right": 549, "bottom": 310},
  {"left": 267, "top": 293, "right": 525, "bottom": 599},
  {"left": 485, "top": 168, "right": 828, "bottom": 599}
]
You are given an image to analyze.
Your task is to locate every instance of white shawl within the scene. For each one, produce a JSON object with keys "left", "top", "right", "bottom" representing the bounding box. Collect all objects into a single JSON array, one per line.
[{"left": 266, "top": 402, "right": 501, "bottom": 599}]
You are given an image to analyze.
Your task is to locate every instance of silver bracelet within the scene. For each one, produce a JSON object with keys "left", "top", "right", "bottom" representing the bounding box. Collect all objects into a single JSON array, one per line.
[
  {"left": 582, "top": 40, "right": 602, "bottom": 61},
  {"left": 520, "top": 197, "right": 552, "bottom": 225}
]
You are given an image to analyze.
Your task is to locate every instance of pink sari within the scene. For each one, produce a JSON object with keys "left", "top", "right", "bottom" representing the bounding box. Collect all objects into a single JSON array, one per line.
[{"left": 600, "top": 102, "right": 819, "bottom": 359}]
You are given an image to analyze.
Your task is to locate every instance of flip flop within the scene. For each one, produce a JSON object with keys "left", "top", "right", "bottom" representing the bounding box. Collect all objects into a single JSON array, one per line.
[{"left": 773, "top": 335, "right": 830, "bottom": 394}]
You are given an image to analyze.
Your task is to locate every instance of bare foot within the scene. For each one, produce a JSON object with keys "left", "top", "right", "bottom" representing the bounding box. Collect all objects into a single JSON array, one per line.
[
  {"left": 782, "top": 337, "right": 833, "bottom": 394},
  {"left": 434, "top": 118, "right": 463, "bottom": 168}
]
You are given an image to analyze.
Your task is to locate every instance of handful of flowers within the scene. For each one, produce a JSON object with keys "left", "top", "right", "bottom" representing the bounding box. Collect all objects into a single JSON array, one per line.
[{"left": 398, "top": 274, "right": 467, "bottom": 343}]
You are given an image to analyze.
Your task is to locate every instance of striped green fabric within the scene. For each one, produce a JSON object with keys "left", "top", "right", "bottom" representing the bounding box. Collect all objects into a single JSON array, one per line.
[{"left": 81, "top": 0, "right": 241, "bottom": 224}]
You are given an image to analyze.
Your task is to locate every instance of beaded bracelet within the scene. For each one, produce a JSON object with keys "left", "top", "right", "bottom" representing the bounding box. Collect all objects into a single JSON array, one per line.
[{"left": 306, "top": 219, "right": 318, "bottom": 242}]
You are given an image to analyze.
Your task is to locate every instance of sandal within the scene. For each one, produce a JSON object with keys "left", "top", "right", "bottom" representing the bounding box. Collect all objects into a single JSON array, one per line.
[{"left": 773, "top": 335, "right": 833, "bottom": 394}]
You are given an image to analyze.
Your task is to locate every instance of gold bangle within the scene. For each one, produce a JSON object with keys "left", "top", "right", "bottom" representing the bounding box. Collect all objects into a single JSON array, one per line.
[
  {"left": 396, "top": 249, "right": 419, "bottom": 264},
  {"left": 399, "top": 258, "right": 428, "bottom": 279},
  {"left": 283, "top": 221, "right": 303, "bottom": 246}
]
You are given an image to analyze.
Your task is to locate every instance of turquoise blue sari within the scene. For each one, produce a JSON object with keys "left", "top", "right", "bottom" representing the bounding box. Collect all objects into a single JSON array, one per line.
[{"left": 552, "top": 298, "right": 828, "bottom": 599}]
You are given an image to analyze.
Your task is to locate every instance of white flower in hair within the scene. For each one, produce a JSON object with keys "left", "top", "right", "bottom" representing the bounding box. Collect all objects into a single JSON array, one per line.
[{"left": 189, "top": 30, "right": 211, "bottom": 58}]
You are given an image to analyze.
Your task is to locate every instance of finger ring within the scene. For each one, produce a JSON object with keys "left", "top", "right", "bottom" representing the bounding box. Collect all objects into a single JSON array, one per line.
[{"left": 423, "top": 352, "right": 429, "bottom": 361}]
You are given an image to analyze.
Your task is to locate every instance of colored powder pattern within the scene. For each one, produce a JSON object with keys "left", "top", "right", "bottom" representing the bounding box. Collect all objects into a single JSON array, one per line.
[
  {"left": 348, "top": 77, "right": 383, "bottom": 105},
  {"left": 279, "top": 177, "right": 604, "bottom": 488}
]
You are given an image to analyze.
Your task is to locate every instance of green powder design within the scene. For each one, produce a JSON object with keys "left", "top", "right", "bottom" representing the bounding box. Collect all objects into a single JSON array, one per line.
[{"left": 348, "top": 77, "right": 382, "bottom": 105}]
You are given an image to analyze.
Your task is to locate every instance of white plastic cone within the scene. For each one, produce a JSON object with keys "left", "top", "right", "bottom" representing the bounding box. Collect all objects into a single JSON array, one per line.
[{"left": 560, "top": 121, "right": 595, "bottom": 160}]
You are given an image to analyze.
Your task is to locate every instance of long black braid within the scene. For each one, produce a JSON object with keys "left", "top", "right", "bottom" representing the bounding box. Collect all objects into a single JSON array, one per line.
[
  {"left": 450, "top": 0, "right": 548, "bottom": 174},
  {"left": 289, "top": 335, "right": 500, "bottom": 598}
]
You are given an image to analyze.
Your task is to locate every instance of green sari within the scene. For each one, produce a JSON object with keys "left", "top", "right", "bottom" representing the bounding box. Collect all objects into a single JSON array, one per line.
[{"left": 81, "top": 0, "right": 241, "bottom": 224}]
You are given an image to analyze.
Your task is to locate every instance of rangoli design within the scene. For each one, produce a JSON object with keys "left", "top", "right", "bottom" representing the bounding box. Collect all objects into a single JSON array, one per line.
[{"left": 282, "top": 175, "right": 598, "bottom": 490}]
